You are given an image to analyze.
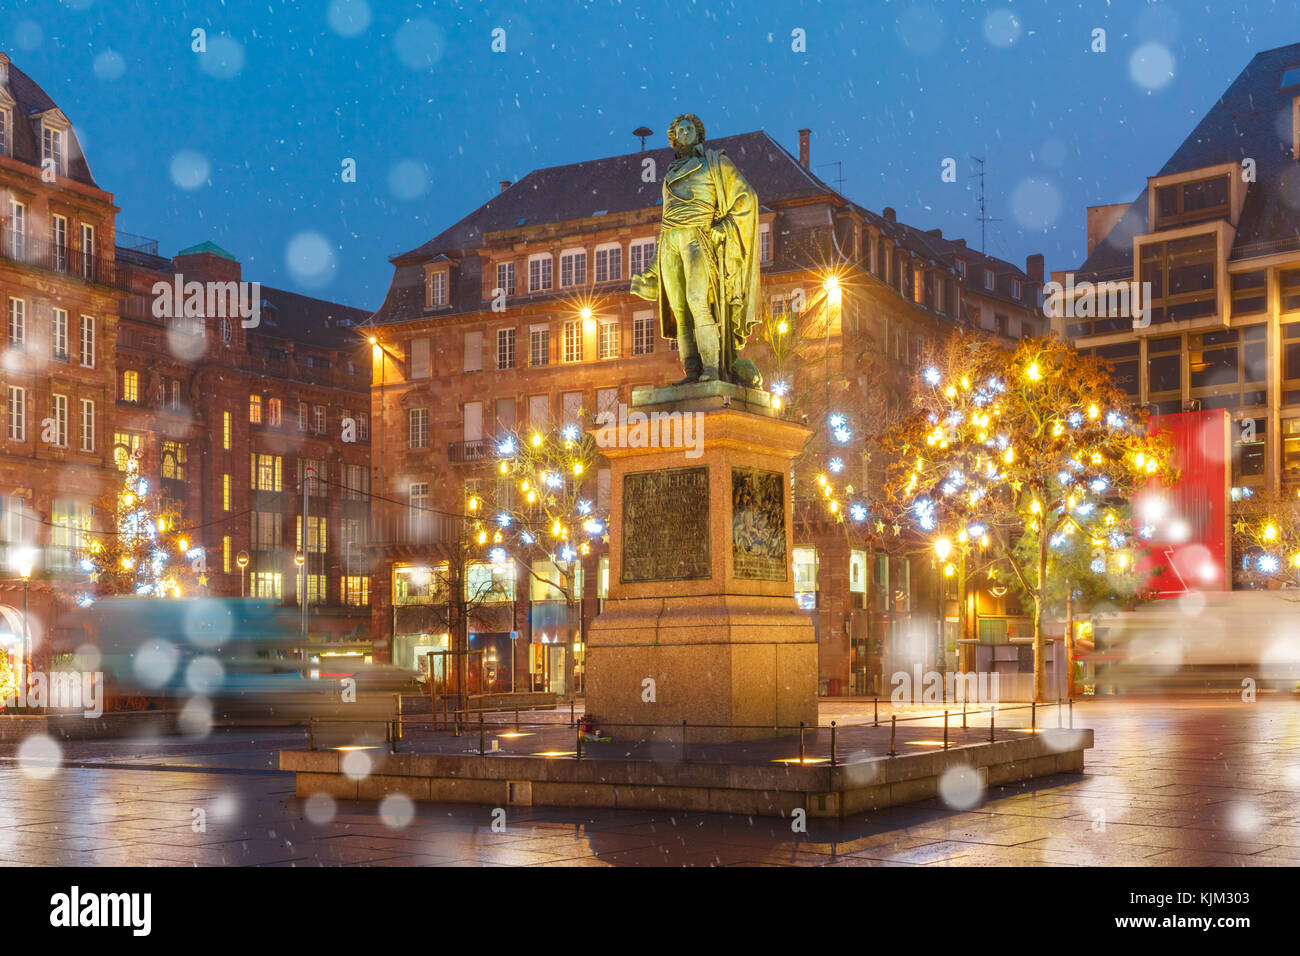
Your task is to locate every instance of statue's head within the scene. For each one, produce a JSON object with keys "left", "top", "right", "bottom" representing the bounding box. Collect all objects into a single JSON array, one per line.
[{"left": 668, "top": 113, "right": 706, "bottom": 155}]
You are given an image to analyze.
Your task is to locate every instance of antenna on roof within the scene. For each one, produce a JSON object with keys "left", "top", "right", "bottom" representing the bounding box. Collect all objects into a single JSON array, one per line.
[
  {"left": 816, "top": 161, "right": 845, "bottom": 194},
  {"left": 969, "top": 156, "right": 1001, "bottom": 254},
  {"left": 633, "top": 127, "right": 654, "bottom": 152}
]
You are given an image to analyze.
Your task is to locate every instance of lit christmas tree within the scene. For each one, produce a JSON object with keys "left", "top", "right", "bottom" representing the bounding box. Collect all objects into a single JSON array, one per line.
[{"left": 83, "top": 447, "right": 203, "bottom": 600}]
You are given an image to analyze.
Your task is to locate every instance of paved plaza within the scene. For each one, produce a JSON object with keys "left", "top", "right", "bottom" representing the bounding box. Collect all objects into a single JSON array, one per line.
[{"left": 0, "top": 696, "right": 1297, "bottom": 865}]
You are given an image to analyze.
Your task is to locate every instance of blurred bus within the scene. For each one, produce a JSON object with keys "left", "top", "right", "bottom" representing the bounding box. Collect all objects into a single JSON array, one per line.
[
  {"left": 66, "top": 597, "right": 417, "bottom": 722},
  {"left": 1085, "top": 590, "right": 1300, "bottom": 694}
]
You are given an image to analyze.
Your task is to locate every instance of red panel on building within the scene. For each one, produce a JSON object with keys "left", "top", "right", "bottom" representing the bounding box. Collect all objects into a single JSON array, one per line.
[{"left": 1134, "top": 410, "right": 1231, "bottom": 595}]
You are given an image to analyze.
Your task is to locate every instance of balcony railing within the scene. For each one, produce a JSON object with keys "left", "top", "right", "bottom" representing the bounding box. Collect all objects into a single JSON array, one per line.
[
  {"left": 448, "top": 439, "right": 492, "bottom": 463},
  {"left": 370, "top": 507, "right": 465, "bottom": 548},
  {"left": 0, "top": 229, "right": 130, "bottom": 291}
]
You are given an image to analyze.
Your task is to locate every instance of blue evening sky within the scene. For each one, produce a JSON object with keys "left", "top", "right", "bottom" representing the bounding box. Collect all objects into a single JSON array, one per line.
[{"left": 5, "top": 0, "right": 1299, "bottom": 310}]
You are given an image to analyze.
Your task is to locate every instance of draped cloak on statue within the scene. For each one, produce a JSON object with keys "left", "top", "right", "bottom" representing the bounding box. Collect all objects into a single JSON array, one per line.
[{"left": 631, "top": 147, "right": 762, "bottom": 382}]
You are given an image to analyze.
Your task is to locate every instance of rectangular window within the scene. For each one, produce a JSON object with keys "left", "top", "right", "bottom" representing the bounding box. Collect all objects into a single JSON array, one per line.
[
  {"left": 759, "top": 224, "right": 771, "bottom": 263},
  {"left": 79, "top": 223, "right": 95, "bottom": 279},
  {"left": 79, "top": 398, "right": 94, "bottom": 452},
  {"left": 358, "top": 413, "right": 369, "bottom": 441},
  {"left": 251, "top": 572, "right": 282, "bottom": 600},
  {"left": 342, "top": 576, "right": 370, "bottom": 606},
  {"left": 249, "top": 394, "right": 262, "bottom": 423},
  {"left": 223, "top": 411, "right": 232, "bottom": 450},
  {"left": 314, "top": 405, "right": 326, "bottom": 434},
  {"left": 42, "top": 125, "right": 66, "bottom": 177},
  {"left": 7, "top": 386, "right": 24, "bottom": 442},
  {"left": 252, "top": 454, "right": 282, "bottom": 492},
  {"left": 52, "top": 308, "right": 68, "bottom": 360},
  {"left": 497, "top": 327, "right": 516, "bottom": 369},
  {"left": 633, "top": 312, "right": 655, "bottom": 355},
  {"left": 296, "top": 515, "right": 328, "bottom": 554},
  {"left": 629, "top": 239, "right": 657, "bottom": 276},
  {"left": 410, "top": 337, "right": 430, "bottom": 379},
  {"left": 1281, "top": 270, "right": 1300, "bottom": 314},
  {"left": 594, "top": 245, "right": 622, "bottom": 283},
  {"left": 268, "top": 397, "right": 282, "bottom": 426},
  {"left": 559, "top": 250, "right": 587, "bottom": 287},
  {"left": 1155, "top": 175, "right": 1230, "bottom": 229},
  {"left": 496, "top": 261, "right": 515, "bottom": 297},
  {"left": 598, "top": 320, "right": 620, "bottom": 360},
  {"left": 51, "top": 394, "right": 68, "bottom": 447},
  {"left": 0, "top": 107, "right": 8, "bottom": 157},
  {"left": 342, "top": 463, "right": 370, "bottom": 500},
  {"left": 223, "top": 536, "right": 231, "bottom": 575},
  {"left": 79, "top": 315, "right": 95, "bottom": 367},
  {"left": 251, "top": 511, "right": 281, "bottom": 550},
  {"left": 8, "top": 297, "right": 25, "bottom": 347},
  {"left": 427, "top": 270, "right": 448, "bottom": 308},
  {"left": 983, "top": 268, "right": 996, "bottom": 291},
  {"left": 49, "top": 499, "right": 90, "bottom": 570},
  {"left": 1139, "top": 233, "right": 1218, "bottom": 326},
  {"left": 223, "top": 473, "right": 232, "bottom": 511},
  {"left": 299, "top": 458, "right": 328, "bottom": 496},
  {"left": 464, "top": 329, "right": 483, "bottom": 372},
  {"left": 297, "top": 402, "right": 308, "bottom": 431},
  {"left": 51, "top": 214, "right": 68, "bottom": 271},
  {"left": 530, "top": 325, "right": 550, "bottom": 367},
  {"left": 408, "top": 408, "right": 429, "bottom": 448},
  {"left": 113, "top": 431, "right": 141, "bottom": 469},
  {"left": 528, "top": 255, "right": 553, "bottom": 293},
  {"left": 1233, "top": 417, "right": 1267, "bottom": 486},
  {"left": 562, "top": 320, "right": 583, "bottom": 363},
  {"left": 8, "top": 199, "right": 25, "bottom": 261},
  {"left": 528, "top": 394, "right": 549, "bottom": 427},
  {"left": 793, "top": 546, "right": 818, "bottom": 609},
  {"left": 122, "top": 370, "right": 138, "bottom": 403}
]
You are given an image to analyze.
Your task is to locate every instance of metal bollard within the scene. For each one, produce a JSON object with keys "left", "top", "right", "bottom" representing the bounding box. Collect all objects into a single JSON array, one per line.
[
  {"left": 830, "top": 721, "right": 837, "bottom": 767},
  {"left": 1031, "top": 701, "right": 1037, "bottom": 732},
  {"left": 515, "top": 707, "right": 520, "bottom": 732},
  {"left": 480, "top": 711, "right": 486, "bottom": 756},
  {"left": 962, "top": 702, "right": 967, "bottom": 729},
  {"left": 888, "top": 715, "right": 898, "bottom": 756},
  {"left": 570, "top": 699, "right": 576, "bottom": 727},
  {"left": 1069, "top": 698, "right": 1073, "bottom": 729},
  {"left": 389, "top": 720, "right": 397, "bottom": 754},
  {"left": 394, "top": 693, "right": 403, "bottom": 741},
  {"left": 943, "top": 710, "right": 949, "bottom": 751},
  {"left": 989, "top": 705, "right": 996, "bottom": 743},
  {"left": 799, "top": 722, "right": 806, "bottom": 763},
  {"left": 1058, "top": 698, "right": 1062, "bottom": 728},
  {"left": 309, "top": 717, "right": 316, "bottom": 751},
  {"left": 682, "top": 720, "right": 689, "bottom": 763},
  {"left": 873, "top": 697, "right": 879, "bottom": 727},
  {"left": 576, "top": 723, "right": 583, "bottom": 759}
]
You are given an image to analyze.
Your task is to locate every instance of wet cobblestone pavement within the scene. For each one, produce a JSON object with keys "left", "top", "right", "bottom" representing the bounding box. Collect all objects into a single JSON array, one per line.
[{"left": 0, "top": 695, "right": 1297, "bottom": 866}]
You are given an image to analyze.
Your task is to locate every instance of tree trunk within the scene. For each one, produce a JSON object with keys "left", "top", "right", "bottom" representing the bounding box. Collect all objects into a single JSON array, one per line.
[
  {"left": 1033, "top": 530, "right": 1048, "bottom": 702},
  {"left": 1064, "top": 583, "right": 1076, "bottom": 701}
]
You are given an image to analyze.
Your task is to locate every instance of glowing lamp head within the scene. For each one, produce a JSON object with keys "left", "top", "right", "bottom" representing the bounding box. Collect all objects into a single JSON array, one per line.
[
  {"left": 12, "top": 546, "right": 36, "bottom": 580},
  {"left": 934, "top": 537, "right": 952, "bottom": 561},
  {"left": 579, "top": 306, "right": 593, "bottom": 321}
]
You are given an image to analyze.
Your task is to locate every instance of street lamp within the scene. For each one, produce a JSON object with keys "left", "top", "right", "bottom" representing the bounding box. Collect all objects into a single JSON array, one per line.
[
  {"left": 294, "top": 550, "right": 306, "bottom": 637},
  {"left": 12, "top": 546, "right": 35, "bottom": 701},
  {"left": 236, "top": 550, "right": 249, "bottom": 597}
]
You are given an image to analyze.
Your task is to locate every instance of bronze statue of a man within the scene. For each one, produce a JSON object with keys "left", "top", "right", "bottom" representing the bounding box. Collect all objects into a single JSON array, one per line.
[{"left": 631, "top": 113, "right": 762, "bottom": 387}]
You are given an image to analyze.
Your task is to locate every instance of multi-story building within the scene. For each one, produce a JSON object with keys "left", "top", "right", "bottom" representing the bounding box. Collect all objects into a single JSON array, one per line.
[
  {"left": 366, "top": 127, "right": 1045, "bottom": 696},
  {"left": 0, "top": 51, "right": 374, "bottom": 678},
  {"left": 1057, "top": 42, "right": 1300, "bottom": 516}
]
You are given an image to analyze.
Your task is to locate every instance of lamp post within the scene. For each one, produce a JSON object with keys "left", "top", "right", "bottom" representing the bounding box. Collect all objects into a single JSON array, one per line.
[
  {"left": 14, "top": 547, "right": 35, "bottom": 704},
  {"left": 294, "top": 550, "right": 306, "bottom": 637},
  {"left": 236, "top": 550, "right": 249, "bottom": 597}
]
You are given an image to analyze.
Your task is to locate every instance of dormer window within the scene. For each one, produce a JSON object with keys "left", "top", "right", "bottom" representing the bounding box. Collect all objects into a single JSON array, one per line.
[
  {"left": 42, "top": 125, "right": 66, "bottom": 178},
  {"left": 760, "top": 224, "right": 772, "bottom": 263},
  {"left": 983, "top": 268, "right": 996, "bottom": 291},
  {"left": 427, "top": 269, "right": 448, "bottom": 308},
  {"left": 1281, "top": 66, "right": 1300, "bottom": 89},
  {"left": 1010, "top": 278, "right": 1022, "bottom": 299},
  {"left": 1154, "top": 175, "right": 1230, "bottom": 229},
  {"left": 954, "top": 257, "right": 966, "bottom": 278},
  {"left": 0, "top": 107, "right": 9, "bottom": 158}
]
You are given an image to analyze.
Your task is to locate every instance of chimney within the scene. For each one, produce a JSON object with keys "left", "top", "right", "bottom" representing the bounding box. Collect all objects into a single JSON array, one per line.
[
  {"left": 883, "top": 207, "right": 897, "bottom": 223},
  {"left": 0, "top": 53, "right": 8, "bottom": 85},
  {"left": 926, "top": 228, "right": 942, "bottom": 238},
  {"left": 499, "top": 180, "right": 511, "bottom": 194},
  {"left": 954, "top": 238, "right": 966, "bottom": 248},
  {"left": 1025, "top": 253, "right": 1045, "bottom": 283},
  {"left": 798, "top": 128, "right": 811, "bottom": 170}
]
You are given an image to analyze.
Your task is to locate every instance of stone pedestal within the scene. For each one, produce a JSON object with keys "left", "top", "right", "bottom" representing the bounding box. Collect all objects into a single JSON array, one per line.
[{"left": 586, "top": 382, "right": 817, "bottom": 742}]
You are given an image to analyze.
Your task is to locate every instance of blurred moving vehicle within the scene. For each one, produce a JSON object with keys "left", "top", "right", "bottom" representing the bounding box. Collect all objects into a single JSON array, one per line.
[
  {"left": 65, "top": 597, "right": 418, "bottom": 722},
  {"left": 1085, "top": 590, "right": 1300, "bottom": 694}
]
